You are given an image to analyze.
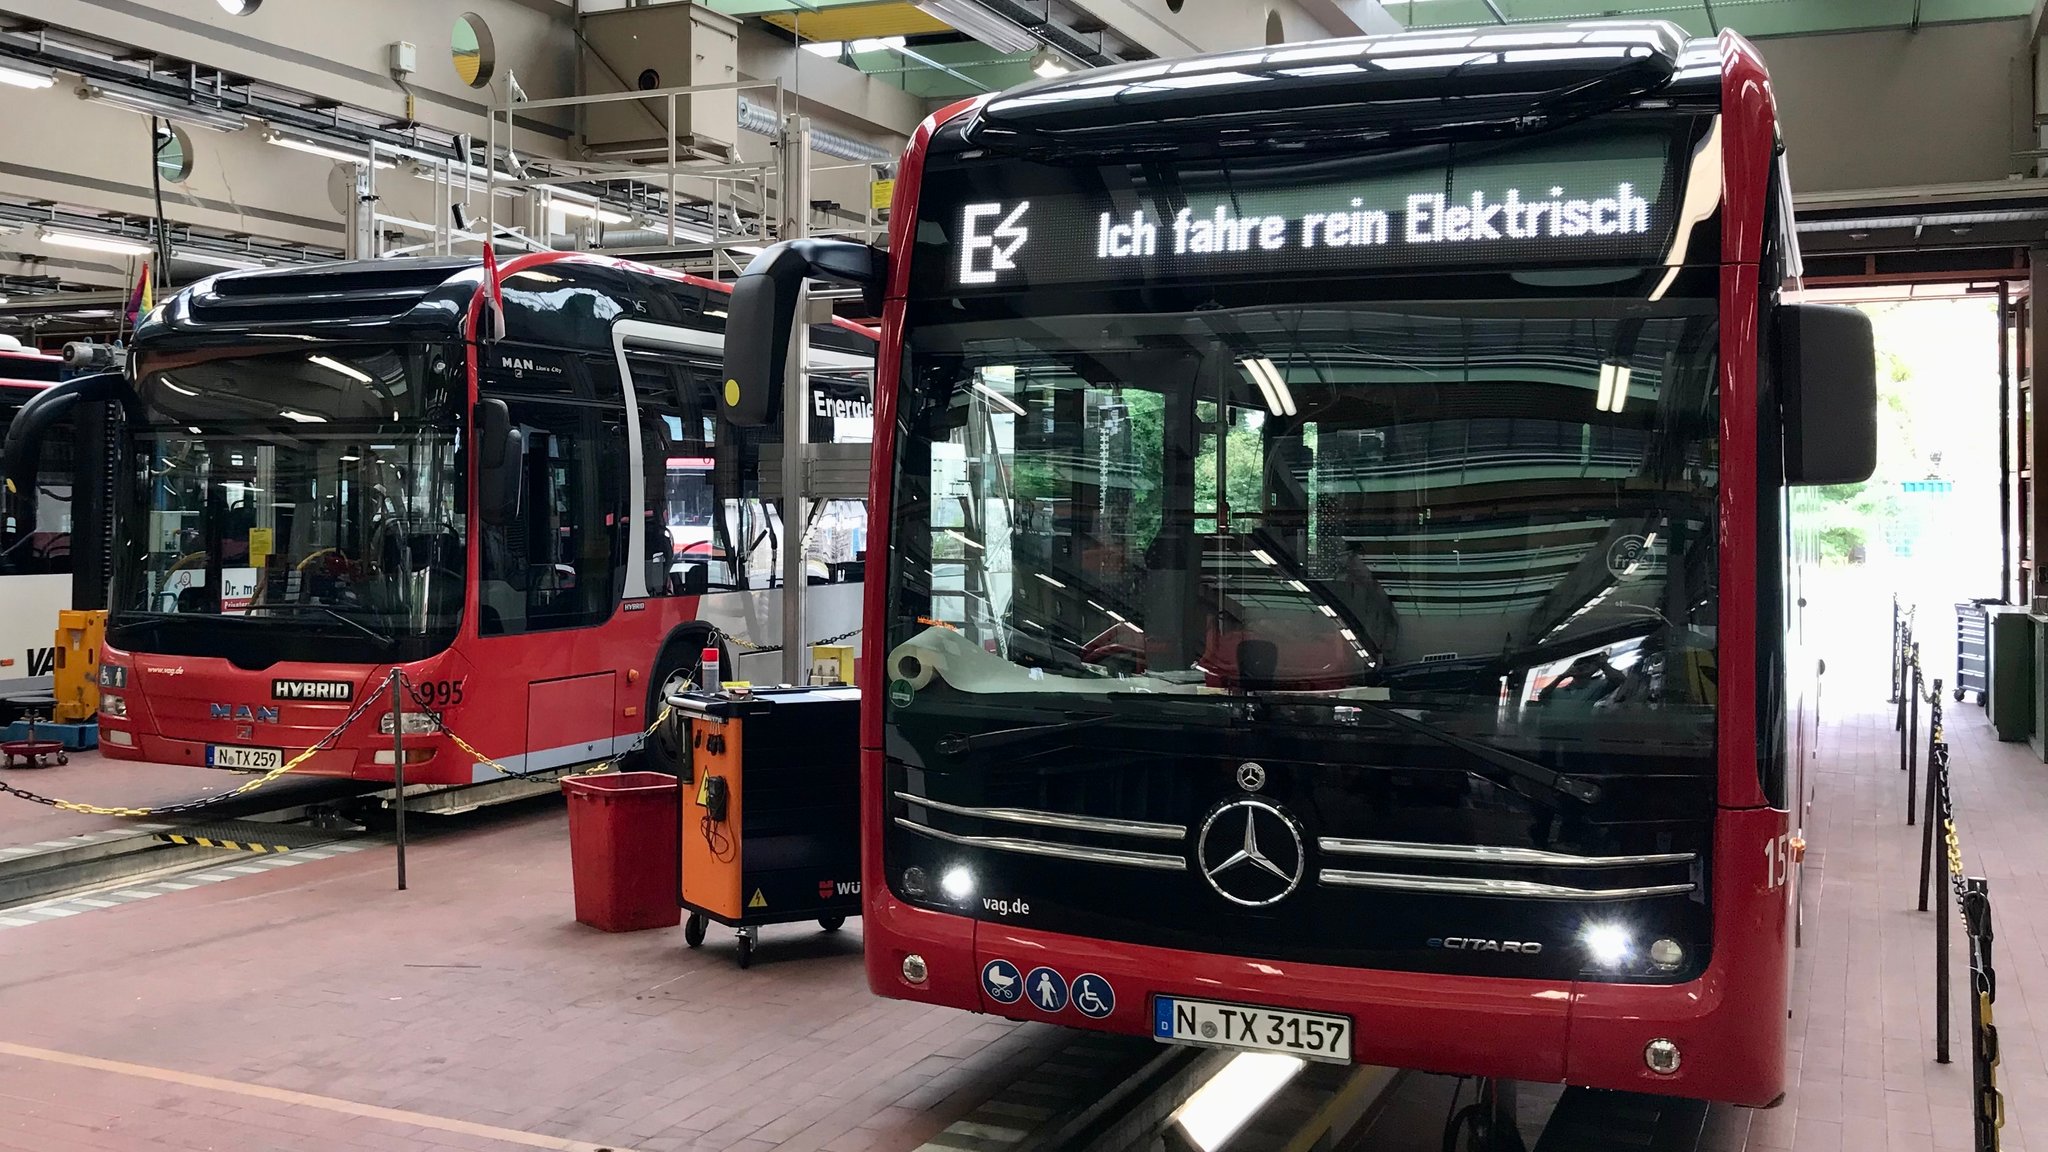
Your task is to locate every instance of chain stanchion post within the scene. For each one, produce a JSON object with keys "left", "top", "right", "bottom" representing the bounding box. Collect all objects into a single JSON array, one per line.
[
  {"left": 1919, "top": 741, "right": 1940, "bottom": 912},
  {"left": 1912, "top": 678, "right": 1940, "bottom": 827},
  {"left": 1898, "top": 614, "right": 1910, "bottom": 733},
  {"left": 1891, "top": 594, "right": 1902, "bottom": 704},
  {"left": 1935, "top": 738, "right": 1953, "bottom": 1065},
  {"left": 390, "top": 667, "right": 407, "bottom": 893},
  {"left": 1963, "top": 878, "right": 2000, "bottom": 1152},
  {"left": 1900, "top": 635, "right": 1916, "bottom": 778}
]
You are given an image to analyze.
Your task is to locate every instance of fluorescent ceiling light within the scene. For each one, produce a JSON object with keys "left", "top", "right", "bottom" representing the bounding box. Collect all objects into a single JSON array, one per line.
[
  {"left": 309, "top": 355, "right": 372, "bottom": 383},
  {"left": 704, "top": 308, "right": 727, "bottom": 318},
  {"left": 1035, "top": 572, "right": 1066, "bottom": 589},
  {"left": 278, "top": 410, "right": 328, "bottom": 424},
  {"left": 42, "top": 228, "right": 154, "bottom": 256},
  {"left": 1242, "top": 357, "right": 1295, "bottom": 417},
  {"left": 266, "top": 131, "right": 396, "bottom": 168},
  {"left": 801, "top": 40, "right": 845, "bottom": 57},
  {"left": 0, "top": 62, "right": 55, "bottom": 89},
  {"left": 179, "top": 250, "right": 263, "bottom": 270},
  {"left": 913, "top": 0, "right": 1036, "bottom": 54},
  {"left": 1171, "top": 1052, "right": 1305, "bottom": 1151},
  {"left": 1595, "top": 361, "right": 1632, "bottom": 413},
  {"left": 82, "top": 84, "right": 246, "bottom": 132}
]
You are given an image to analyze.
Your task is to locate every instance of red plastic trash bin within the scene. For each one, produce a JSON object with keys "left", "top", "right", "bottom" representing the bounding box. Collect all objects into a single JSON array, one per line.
[{"left": 563, "top": 772, "right": 681, "bottom": 932}]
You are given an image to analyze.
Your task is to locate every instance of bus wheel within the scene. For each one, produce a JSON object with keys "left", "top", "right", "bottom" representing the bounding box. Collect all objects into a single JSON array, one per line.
[{"left": 631, "top": 639, "right": 711, "bottom": 775}]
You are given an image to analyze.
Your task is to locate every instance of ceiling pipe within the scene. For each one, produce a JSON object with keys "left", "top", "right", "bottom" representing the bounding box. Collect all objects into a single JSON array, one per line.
[{"left": 737, "top": 97, "right": 893, "bottom": 163}]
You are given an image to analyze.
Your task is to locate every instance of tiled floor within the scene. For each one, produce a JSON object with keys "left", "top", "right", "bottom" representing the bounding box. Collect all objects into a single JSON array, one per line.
[
  {"left": 0, "top": 750, "right": 266, "bottom": 845},
  {"left": 1732, "top": 673, "right": 2032, "bottom": 1151},
  {"left": 0, "top": 795, "right": 1071, "bottom": 1152}
]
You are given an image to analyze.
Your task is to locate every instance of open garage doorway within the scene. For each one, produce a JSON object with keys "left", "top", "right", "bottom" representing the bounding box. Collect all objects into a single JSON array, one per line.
[{"left": 1793, "top": 284, "right": 2013, "bottom": 702}]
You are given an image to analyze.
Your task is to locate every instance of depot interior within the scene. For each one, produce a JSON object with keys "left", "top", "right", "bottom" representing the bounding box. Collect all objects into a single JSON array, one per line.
[{"left": 0, "top": 2, "right": 2039, "bottom": 1151}]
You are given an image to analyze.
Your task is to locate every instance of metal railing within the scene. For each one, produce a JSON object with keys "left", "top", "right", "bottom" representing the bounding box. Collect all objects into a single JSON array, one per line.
[{"left": 1895, "top": 604, "right": 2004, "bottom": 1151}]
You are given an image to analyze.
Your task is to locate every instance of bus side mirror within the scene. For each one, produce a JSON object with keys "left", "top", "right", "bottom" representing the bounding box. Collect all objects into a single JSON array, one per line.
[
  {"left": 475, "top": 397, "right": 523, "bottom": 526},
  {"left": 722, "top": 238, "right": 885, "bottom": 428},
  {"left": 1781, "top": 303, "right": 1877, "bottom": 486}
]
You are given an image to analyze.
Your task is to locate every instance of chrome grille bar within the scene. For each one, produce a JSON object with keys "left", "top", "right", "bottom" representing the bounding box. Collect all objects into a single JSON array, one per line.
[
  {"left": 1319, "top": 869, "right": 1693, "bottom": 900},
  {"left": 893, "top": 791, "right": 1186, "bottom": 841},
  {"left": 1317, "top": 838, "right": 1694, "bottom": 868},
  {"left": 896, "top": 818, "right": 1187, "bottom": 872}
]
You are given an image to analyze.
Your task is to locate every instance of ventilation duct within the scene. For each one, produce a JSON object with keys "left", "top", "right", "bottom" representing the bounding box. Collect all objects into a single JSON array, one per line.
[{"left": 737, "top": 97, "right": 893, "bottom": 164}]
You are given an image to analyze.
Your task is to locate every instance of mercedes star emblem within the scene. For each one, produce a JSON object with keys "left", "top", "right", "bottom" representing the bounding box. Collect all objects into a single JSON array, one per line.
[
  {"left": 1236, "top": 761, "right": 1267, "bottom": 793},
  {"left": 1196, "top": 798, "right": 1305, "bottom": 907}
]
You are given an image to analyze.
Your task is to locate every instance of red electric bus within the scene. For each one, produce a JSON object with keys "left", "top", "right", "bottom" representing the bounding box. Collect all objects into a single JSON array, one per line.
[
  {"left": 9, "top": 254, "right": 875, "bottom": 785},
  {"left": 723, "top": 22, "right": 1876, "bottom": 1108}
]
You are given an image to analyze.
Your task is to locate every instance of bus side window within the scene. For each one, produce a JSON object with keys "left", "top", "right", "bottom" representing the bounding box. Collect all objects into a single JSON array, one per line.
[
  {"left": 624, "top": 352, "right": 681, "bottom": 596},
  {"left": 478, "top": 394, "right": 625, "bottom": 635}
]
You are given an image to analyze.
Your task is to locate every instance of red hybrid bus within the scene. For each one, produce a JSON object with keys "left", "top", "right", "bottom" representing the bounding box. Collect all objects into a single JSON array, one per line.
[
  {"left": 8, "top": 254, "right": 875, "bottom": 785},
  {"left": 723, "top": 23, "right": 1876, "bottom": 1107}
]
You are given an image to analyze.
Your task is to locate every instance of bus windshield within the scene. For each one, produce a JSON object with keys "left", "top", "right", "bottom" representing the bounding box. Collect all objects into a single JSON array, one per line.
[
  {"left": 890, "top": 285, "right": 1719, "bottom": 758},
  {"left": 113, "top": 344, "right": 465, "bottom": 662},
  {"left": 885, "top": 109, "right": 1727, "bottom": 767}
]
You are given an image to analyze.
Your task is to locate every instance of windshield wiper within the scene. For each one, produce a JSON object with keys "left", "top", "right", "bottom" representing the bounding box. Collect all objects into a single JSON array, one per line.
[
  {"left": 1259, "top": 692, "right": 1602, "bottom": 805},
  {"left": 937, "top": 713, "right": 1117, "bottom": 756},
  {"left": 247, "top": 603, "right": 397, "bottom": 648}
]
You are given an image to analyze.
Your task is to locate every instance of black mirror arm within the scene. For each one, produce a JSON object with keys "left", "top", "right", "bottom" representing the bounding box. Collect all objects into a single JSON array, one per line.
[
  {"left": 750, "top": 239, "right": 886, "bottom": 315},
  {"left": 1, "top": 371, "right": 129, "bottom": 496}
]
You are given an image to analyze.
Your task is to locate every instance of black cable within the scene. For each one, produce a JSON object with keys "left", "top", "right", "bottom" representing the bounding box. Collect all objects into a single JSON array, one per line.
[{"left": 148, "top": 118, "right": 173, "bottom": 302}]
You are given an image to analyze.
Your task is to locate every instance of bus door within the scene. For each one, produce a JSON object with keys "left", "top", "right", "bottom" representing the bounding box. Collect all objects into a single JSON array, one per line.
[{"left": 476, "top": 343, "right": 627, "bottom": 773}]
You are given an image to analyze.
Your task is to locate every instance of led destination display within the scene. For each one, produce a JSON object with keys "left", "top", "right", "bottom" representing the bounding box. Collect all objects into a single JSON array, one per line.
[{"left": 916, "top": 122, "right": 1699, "bottom": 294}]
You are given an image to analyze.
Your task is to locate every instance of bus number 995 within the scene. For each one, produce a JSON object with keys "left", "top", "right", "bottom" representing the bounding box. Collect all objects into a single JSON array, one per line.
[{"left": 416, "top": 679, "right": 466, "bottom": 708}]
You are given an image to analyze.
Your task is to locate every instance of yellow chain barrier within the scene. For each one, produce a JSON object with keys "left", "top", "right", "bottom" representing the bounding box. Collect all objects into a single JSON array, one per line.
[
  {"left": 0, "top": 635, "right": 816, "bottom": 816},
  {"left": 409, "top": 672, "right": 679, "bottom": 778},
  {"left": 0, "top": 678, "right": 394, "bottom": 817}
]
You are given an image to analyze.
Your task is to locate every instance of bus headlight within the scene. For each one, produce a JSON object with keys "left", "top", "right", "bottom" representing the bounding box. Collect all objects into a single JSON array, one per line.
[
  {"left": 1583, "top": 924, "right": 1632, "bottom": 968},
  {"left": 901, "top": 953, "right": 929, "bottom": 984},
  {"left": 378, "top": 712, "right": 438, "bottom": 736},
  {"left": 99, "top": 664, "right": 127, "bottom": 689},
  {"left": 940, "top": 865, "right": 975, "bottom": 901},
  {"left": 1648, "top": 938, "right": 1685, "bottom": 972},
  {"left": 99, "top": 694, "right": 126, "bottom": 718}
]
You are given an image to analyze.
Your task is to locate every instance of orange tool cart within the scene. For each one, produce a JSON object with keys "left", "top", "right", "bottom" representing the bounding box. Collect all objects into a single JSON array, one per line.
[{"left": 668, "top": 686, "right": 861, "bottom": 968}]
